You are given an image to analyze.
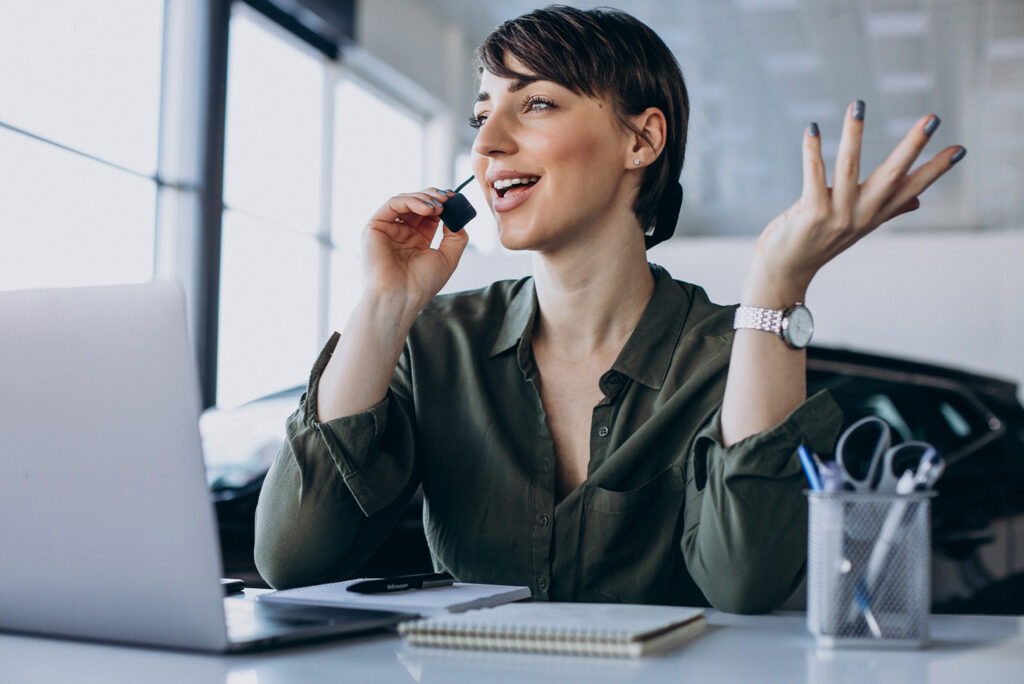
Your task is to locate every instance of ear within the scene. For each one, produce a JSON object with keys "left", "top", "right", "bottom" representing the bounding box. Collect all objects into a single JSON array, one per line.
[{"left": 624, "top": 107, "right": 667, "bottom": 169}]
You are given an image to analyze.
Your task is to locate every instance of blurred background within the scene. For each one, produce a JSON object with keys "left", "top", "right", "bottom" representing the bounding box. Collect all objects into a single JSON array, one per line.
[
  {"left": 2, "top": 0, "right": 1022, "bottom": 607},
  {"left": 2, "top": 0, "right": 1021, "bottom": 410}
]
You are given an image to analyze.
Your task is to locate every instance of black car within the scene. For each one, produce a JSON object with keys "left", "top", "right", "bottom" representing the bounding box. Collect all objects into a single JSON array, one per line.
[
  {"left": 806, "top": 347, "right": 1024, "bottom": 614},
  {"left": 205, "top": 346, "right": 1024, "bottom": 613}
]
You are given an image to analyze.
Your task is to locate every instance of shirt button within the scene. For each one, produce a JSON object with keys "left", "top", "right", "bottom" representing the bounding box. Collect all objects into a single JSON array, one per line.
[
  {"left": 538, "top": 514, "right": 549, "bottom": 527},
  {"left": 537, "top": 576, "right": 548, "bottom": 590},
  {"left": 608, "top": 373, "right": 621, "bottom": 384},
  {"left": 597, "top": 426, "right": 609, "bottom": 437}
]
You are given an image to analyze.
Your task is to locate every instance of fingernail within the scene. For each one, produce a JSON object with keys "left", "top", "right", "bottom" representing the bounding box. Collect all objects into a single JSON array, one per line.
[
  {"left": 431, "top": 198, "right": 443, "bottom": 208},
  {"left": 924, "top": 116, "right": 941, "bottom": 136},
  {"left": 808, "top": 122, "right": 820, "bottom": 137},
  {"left": 951, "top": 147, "right": 967, "bottom": 165},
  {"left": 852, "top": 100, "right": 865, "bottom": 121}
]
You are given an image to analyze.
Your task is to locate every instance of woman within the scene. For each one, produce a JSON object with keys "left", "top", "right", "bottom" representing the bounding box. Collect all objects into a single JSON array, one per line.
[{"left": 254, "top": 6, "right": 964, "bottom": 613}]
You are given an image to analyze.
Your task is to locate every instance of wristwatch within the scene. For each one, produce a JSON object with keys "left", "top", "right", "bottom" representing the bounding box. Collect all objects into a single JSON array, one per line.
[{"left": 733, "top": 303, "right": 814, "bottom": 349}]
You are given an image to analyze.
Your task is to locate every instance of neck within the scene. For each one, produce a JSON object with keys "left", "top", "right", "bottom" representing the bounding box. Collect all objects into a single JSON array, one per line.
[{"left": 531, "top": 224, "right": 655, "bottom": 360}]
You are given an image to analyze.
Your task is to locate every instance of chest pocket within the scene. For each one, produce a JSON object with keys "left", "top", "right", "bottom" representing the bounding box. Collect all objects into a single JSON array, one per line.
[{"left": 579, "top": 465, "right": 693, "bottom": 604}]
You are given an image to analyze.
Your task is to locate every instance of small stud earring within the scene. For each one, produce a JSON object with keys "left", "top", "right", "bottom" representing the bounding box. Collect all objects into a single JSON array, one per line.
[{"left": 633, "top": 159, "right": 641, "bottom": 166}]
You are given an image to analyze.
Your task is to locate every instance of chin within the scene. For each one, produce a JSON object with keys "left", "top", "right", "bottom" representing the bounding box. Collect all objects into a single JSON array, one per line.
[
  {"left": 494, "top": 217, "right": 540, "bottom": 252},
  {"left": 496, "top": 229, "right": 533, "bottom": 252}
]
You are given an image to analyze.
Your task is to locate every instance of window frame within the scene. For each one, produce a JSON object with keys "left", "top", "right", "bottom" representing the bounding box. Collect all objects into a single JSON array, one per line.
[
  {"left": 211, "top": 2, "right": 441, "bottom": 408},
  {"left": 0, "top": 0, "right": 170, "bottom": 292},
  {"left": 1, "top": 0, "right": 450, "bottom": 409}
]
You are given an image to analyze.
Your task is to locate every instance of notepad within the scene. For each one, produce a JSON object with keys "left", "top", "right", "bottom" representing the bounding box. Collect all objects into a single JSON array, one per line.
[
  {"left": 398, "top": 603, "right": 706, "bottom": 657},
  {"left": 256, "top": 578, "right": 532, "bottom": 617}
]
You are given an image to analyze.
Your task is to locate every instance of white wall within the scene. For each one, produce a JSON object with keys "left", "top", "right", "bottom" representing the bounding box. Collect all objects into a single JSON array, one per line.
[
  {"left": 445, "top": 230, "right": 1024, "bottom": 403},
  {"left": 356, "top": 0, "right": 477, "bottom": 118},
  {"left": 657, "top": 230, "right": 1024, "bottom": 402},
  {"left": 357, "top": 0, "right": 449, "bottom": 98}
]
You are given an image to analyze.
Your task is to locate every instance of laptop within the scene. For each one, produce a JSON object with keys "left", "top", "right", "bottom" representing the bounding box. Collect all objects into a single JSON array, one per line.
[{"left": 0, "top": 282, "right": 411, "bottom": 652}]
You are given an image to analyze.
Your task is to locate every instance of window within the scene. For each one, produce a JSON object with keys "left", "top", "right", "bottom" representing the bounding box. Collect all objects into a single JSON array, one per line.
[
  {"left": 1, "top": 1, "right": 437, "bottom": 408},
  {"left": 217, "top": 6, "right": 429, "bottom": 407},
  {"left": 222, "top": 9, "right": 323, "bottom": 232},
  {"left": 0, "top": 0, "right": 164, "bottom": 291},
  {"left": 218, "top": 6, "right": 325, "bottom": 408},
  {"left": 330, "top": 77, "right": 425, "bottom": 330}
]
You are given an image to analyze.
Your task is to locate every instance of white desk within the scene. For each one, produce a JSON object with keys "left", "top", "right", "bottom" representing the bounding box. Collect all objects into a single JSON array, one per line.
[{"left": 2, "top": 610, "right": 1022, "bottom": 683}]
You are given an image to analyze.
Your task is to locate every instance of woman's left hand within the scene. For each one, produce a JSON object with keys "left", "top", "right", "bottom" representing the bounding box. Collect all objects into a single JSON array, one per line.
[{"left": 747, "top": 101, "right": 965, "bottom": 305}]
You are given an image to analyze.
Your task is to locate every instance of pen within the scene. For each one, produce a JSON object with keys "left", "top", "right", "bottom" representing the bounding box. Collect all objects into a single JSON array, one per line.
[
  {"left": 853, "top": 581, "right": 883, "bottom": 638},
  {"left": 865, "top": 452, "right": 944, "bottom": 584},
  {"left": 819, "top": 461, "right": 844, "bottom": 493},
  {"left": 912, "top": 448, "right": 944, "bottom": 491},
  {"left": 850, "top": 452, "right": 944, "bottom": 636},
  {"left": 798, "top": 445, "right": 822, "bottom": 491},
  {"left": 347, "top": 572, "right": 455, "bottom": 594}
]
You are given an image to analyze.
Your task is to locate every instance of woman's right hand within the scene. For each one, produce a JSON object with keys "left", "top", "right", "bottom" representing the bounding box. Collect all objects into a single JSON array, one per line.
[{"left": 362, "top": 187, "right": 470, "bottom": 312}]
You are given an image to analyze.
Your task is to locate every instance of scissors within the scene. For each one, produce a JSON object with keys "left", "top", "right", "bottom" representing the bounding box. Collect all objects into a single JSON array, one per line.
[{"left": 834, "top": 416, "right": 936, "bottom": 492}]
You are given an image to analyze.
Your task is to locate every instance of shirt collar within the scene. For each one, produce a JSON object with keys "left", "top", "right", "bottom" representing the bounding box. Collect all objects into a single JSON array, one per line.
[
  {"left": 489, "top": 277, "right": 538, "bottom": 359},
  {"left": 611, "top": 264, "right": 691, "bottom": 390},
  {"left": 487, "top": 265, "right": 691, "bottom": 390}
]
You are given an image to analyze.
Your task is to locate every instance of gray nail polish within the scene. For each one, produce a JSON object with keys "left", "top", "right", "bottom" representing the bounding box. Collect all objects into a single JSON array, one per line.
[
  {"left": 951, "top": 147, "right": 966, "bottom": 165},
  {"left": 924, "top": 116, "right": 941, "bottom": 136},
  {"left": 809, "top": 122, "right": 820, "bottom": 137},
  {"left": 852, "top": 100, "right": 865, "bottom": 121},
  {"left": 431, "top": 198, "right": 443, "bottom": 209}
]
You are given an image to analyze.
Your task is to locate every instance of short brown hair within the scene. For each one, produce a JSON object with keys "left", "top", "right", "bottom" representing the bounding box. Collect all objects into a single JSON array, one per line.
[{"left": 476, "top": 5, "right": 689, "bottom": 232}]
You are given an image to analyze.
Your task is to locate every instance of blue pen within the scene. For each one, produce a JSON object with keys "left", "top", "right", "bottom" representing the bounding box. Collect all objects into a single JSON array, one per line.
[
  {"left": 853, "top": 580, "right": 883, "bottom": 638},
  {"left": 798, "top": 445, "right": 822, "bottom": 491}
]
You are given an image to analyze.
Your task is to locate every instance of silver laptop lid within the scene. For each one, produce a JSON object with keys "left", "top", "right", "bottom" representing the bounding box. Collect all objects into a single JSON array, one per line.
[{"left": 0, "top": 282, "right": 228, "bottom": 651}]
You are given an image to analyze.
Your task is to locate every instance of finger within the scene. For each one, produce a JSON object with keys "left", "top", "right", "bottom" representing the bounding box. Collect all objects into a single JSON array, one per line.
[
  {"left": 435, "top": 222, "right": 471, "bottom": 271},
  {"left": 411, "top": 191, "right": 445, "bottom": 212},
  {"left": 873, "top": 146, "right": 964, "bottom": 226},
  {"left": 833, "top": 100, "right": 866, "bottom": 218},
  {"left": 860, "top": 114, "right": 940, "bottom": 214},
  {"left": 375, "top": 192, "right": 444, "bottom": 224},
  {"left": 801, "top": 122, "right": 827, "bottom": 203},
  {"left": 367, "top": 196, "right": 443, "bottom": 247},
  {"left": 888, "top": 196, "right": 921, "bottom": 221},
  {"left": 371, "top": 212, "right": 439, "bottom": 245},
  {"left": 423, "top": 187, "right": 454, "bottom": 202},
  {"left": 865, "top": 197, "right": 919, "bottom": 234}
]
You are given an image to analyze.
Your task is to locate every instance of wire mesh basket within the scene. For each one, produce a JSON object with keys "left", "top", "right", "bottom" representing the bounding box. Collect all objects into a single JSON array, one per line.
[{"left": 806, "top": 491, "right": 933, "bottom": 648}]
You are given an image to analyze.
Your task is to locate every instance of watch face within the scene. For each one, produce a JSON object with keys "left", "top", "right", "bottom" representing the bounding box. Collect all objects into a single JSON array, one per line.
[{"left": 784, "top": 305, "right": 814, "bottom": 348}]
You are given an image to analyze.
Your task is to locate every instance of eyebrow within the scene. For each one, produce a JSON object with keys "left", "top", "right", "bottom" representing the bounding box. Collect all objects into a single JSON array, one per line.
[{"left": 474, "top": 77, "right": 540, "bottom": 104}]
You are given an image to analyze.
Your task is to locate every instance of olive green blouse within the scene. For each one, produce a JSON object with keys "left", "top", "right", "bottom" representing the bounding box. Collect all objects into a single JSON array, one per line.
[{"left": 254, "top": 264, "right": 842, "bottom": 613}]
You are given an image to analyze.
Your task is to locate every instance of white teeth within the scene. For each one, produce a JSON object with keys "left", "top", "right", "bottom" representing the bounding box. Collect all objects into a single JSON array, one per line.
[{"left": 492, "top": 176, "right": 539, "bottom": 190}]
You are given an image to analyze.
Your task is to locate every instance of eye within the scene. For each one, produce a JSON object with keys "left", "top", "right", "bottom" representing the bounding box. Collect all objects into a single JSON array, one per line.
[
  {"left": 524, "top": 96, "right": 555, "bottom": 112},
  {"left": 468, "top": 113, "right": 487, "bottom": 129}
]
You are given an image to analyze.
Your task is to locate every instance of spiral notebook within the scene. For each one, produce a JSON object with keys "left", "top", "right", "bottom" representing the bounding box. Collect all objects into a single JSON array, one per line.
[{"left": 398, "top": 603, "right": 706, "bottom": 657}]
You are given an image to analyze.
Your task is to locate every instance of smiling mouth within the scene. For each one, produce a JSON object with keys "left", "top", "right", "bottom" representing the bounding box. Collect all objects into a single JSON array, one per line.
[{"left": 493, "top": 176, "right": 540, "bottom": 198}]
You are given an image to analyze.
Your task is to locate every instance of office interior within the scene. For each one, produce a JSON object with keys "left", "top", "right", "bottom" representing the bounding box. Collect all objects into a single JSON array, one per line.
[{"left": 2, "top": 0, "right": 1023, "bottom": 621}]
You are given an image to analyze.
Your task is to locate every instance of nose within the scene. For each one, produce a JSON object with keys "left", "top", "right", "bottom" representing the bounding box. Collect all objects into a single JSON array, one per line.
[{"left": 471, "top": 111, "right": 516, "bottom": 158}]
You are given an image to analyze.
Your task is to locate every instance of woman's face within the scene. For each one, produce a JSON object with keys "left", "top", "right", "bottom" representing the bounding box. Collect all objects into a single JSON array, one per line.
[{"left": 471, "top": 57, "right": 638, "bottom": 252}]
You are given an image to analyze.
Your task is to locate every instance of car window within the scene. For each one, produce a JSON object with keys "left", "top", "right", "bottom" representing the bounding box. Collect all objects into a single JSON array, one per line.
[{"left": 808, "top": 372, "right": 993, "bottom": 461}]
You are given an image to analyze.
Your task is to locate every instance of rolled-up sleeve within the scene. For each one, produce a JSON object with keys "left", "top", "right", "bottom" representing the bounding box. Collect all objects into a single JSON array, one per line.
[
  {"left": 254, "top": 333, "right": 421, "bottom": 589},
  {"left": 681, "top": 389, "right": 843, "bottom": 613}
]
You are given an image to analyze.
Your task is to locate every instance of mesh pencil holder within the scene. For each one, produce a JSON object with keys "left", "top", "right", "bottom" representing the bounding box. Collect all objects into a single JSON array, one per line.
[{"left": 806, "top": 491, "right": 933, "bottom": 648}]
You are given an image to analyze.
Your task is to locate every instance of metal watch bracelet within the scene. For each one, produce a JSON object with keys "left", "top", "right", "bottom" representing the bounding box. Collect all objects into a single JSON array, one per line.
[{"left": 733, "top": 306, "right": 785, "bottom": 335}]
